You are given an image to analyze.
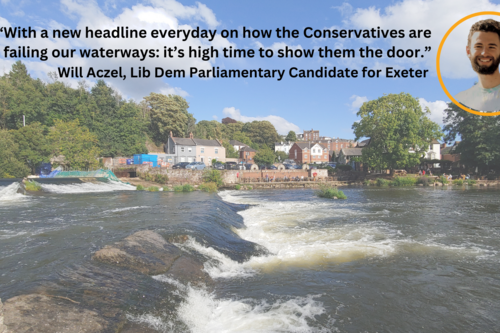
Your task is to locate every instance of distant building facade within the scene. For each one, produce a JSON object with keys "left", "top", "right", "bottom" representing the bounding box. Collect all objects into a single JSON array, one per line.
[
  {"left": 165, "top": 132, "right": 226, "bottom": 165},
  {"left": 289, "top": 142, "right": 329, "bottom": 164}
]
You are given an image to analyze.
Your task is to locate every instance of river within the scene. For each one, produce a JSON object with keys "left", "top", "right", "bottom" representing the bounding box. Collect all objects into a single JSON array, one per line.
[{"left": 0, "top": 181, "right": 499, "bottom": 332}]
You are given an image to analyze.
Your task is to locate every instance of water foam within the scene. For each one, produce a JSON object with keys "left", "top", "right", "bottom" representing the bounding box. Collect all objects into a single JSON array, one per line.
[
  {"left": 0, "top": 182, "right": 25, "bottom": 202},
  {"left": 41, "top": 180, "right": 135, "bottom": 193},
  {"left": 146, "top": 276, "right": 328, "bottom": 333},
  {"left": 104, "top": 206, "right": 149, "bottom": 213}
]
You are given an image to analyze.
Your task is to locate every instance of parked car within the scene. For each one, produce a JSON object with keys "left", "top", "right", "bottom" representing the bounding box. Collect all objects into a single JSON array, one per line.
[
  {"left": 185, "top": 161, "right": 206, "bottom": 170},
  {"left": 172, "top": 162, "right": 190, "bottom": 169},
  {"left": 243, "top": 163, "right": 255, "bottom": 170},
  {"left": 226, "top": 162, "right": 244, "bottom": 170},
  {"left": 283, "top": 164, "right": 294, "bottom": 169},
  {"left": 259, "top": 164, "right": 278, "bottom": 170},
  {"left": 327, "top": 162, "right": 337, "bottom": 168},
  {"left": 212, "top": 162, "right": 225, "bottom": 170},
  {"left": 283, "top": 159, "right": 296, "bottom": 165}
]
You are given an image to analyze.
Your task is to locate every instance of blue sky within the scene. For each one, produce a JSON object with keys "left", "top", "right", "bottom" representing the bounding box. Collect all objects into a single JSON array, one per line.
[{"left": 1, "top": 0, "right": 500, "bottom": 138}]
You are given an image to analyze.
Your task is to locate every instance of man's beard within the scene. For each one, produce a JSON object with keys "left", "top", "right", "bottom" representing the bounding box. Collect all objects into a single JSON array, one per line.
[{"left": 471, "top": 55, "right": 500, "bottom": 75}]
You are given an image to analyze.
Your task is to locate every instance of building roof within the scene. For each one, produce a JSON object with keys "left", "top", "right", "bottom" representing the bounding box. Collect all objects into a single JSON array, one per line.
[
  {"left": 293, "top": 142, "right": 325, "bottom": 150},
  {"left": 171, "top": 137, "right": 222, "bottom": 147},
  {"left": 357, "top": 139, "right": 371, "bottom": 147},
  {"left": 431, "top": 139, "right": 440, "bottom": 144},
  {"left": 240, "top": 146, "right": 257, "bottom": 152},
  {"left": 340, "top": 148, "right": 363, "bottom": 156}
]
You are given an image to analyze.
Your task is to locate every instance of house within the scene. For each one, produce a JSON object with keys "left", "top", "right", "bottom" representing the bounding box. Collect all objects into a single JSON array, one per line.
[
  {"left": 229, "top": 140, "right": 249, "bottom": 152},
  {"left": 164, "top": 132, "right": 226, "bottom": 165},
  {"left": 239, "top": 146, "right": 257, "bottom": 163},
  {"left": 338, "top": 148, "right": 363, "bottom": 167},
  {"left": 289, "top": 142, "right": 329, "bottom": 164},
  {"left": 274, "top": 141, "right": 294, "bottom": 154},
  {"left": 303, "top": 129, "right": 320, "bottom": 141},
  {"left": 441, "top": 141, "right": 461, "bottom": 170}
]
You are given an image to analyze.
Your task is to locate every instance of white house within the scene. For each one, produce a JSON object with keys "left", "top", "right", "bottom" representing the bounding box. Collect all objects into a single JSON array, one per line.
[{"left": 274, "top": 141, "right": 294, "bottom": 154}]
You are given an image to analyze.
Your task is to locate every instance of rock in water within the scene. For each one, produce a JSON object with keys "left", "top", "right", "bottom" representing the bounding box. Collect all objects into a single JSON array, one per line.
[{"left": 2, "top": 294, "right": 109, "bottom": 333}]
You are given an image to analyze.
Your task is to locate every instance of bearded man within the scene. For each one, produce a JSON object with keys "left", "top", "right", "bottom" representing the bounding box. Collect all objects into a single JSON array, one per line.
[{"left": 455, "top": 19, "right": 500, "bottom": 111}]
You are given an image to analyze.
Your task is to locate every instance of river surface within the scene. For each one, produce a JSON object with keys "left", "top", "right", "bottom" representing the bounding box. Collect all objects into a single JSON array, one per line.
[{"left": 0, "top": 181, "right": 499, "bottom": 332}]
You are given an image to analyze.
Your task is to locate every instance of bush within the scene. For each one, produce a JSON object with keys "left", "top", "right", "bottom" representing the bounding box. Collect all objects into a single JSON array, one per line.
[
  {"left": 363, "top": 179, "right": 371, "bottom": 186},
  {"left": 439, "top": 176, "right": 449, "bottom": 185},
  {"left": 154, "top": 174, "right": 169, "bottom": 184},
  {"left": 199, "top": 182, "right": 218, "bottom": 193},
  {"left": 452, "top": 179, "right": 464, "bottom": 186},
  {"left": 336, "top": 164, "right": 353, "bottom": 172},
  {"left": 316, "top": 184, "right": 347, "bottom": 199},
  {"left": 235, "top": 184, "right": 241, "bottom": 190},
  {"left": 202, "top": 169, "right": 223, "bottom": 187},
  {"left": 162, "top": 186, "right": 171, "bottom": 191},
  {"left": 391, "top": 176, "right": 417, "bottom": 187},
  {"left": 136, "top": 184, "right": 144, "bottom": 191},
  {"left": 376, "top": 178, "right": 390, "bottom": 187},
  {"left": 247, "top": 186, "right": 253, "bottom": 190},
  {"left": 416, "top": 177, "right": 430, "bottom": 186},
  {"left": 146, "top": 186, "right": 159, "bottom": 192},
  {"left": 466, "top": 179, "right": 476, "bottom": 185},
  {"left": 182, "top": 184, "right": 194, "bottom": 192},
  {"left": 25, "top": 181, "right": 42, "bottom": 191},
  {"left": 173, "top": 185, "right": 184, "bottom": 192}
]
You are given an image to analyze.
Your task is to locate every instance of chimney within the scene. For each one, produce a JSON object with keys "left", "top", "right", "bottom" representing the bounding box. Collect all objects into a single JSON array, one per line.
[
  {"left": 170, "top": 131, "right": 173, "bottom": 138},
  {"left": 189, "top": 132, "right": 193, "bottom": 139}
]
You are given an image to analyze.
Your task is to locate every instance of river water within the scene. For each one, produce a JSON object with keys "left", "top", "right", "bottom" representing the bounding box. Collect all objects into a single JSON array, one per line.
[{"left": 0, "top": 181, "right": 499, "bottom": 332}]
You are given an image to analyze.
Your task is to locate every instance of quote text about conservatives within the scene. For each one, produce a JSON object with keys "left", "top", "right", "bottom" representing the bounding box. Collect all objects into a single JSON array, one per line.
[{"left": 0, "top": 26, "right": 432, "bottom": 81}]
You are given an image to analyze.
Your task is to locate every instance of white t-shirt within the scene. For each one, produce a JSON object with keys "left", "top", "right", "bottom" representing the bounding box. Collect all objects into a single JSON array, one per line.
[{"left": 455, "top": 83, "right": 500, "bottom": 111}]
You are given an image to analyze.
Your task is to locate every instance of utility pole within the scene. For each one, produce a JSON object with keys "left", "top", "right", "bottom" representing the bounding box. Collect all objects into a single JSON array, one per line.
[{"left": 23, "top": 115, "right": 25, "bottom": 127}]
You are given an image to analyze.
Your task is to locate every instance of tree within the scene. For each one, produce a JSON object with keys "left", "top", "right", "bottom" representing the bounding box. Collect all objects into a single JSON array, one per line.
[
  {"left": 352, "top": 93, "right": 442, "bottom": 170},
  {"left": 10, "top": 122, "right": 52, "bottom": 173},
  {"left": 222, "top": 140, "right": 239, "bottom": 158},
  {"left": 443, "top": 102, "right": 500, "bottom": 174},
  {"left": 285, "top": 131, "right": 297, "bottom": 142},
  {"left": 253, "top": 146, "right": 276, "bottom": 165},
  {"left": 144, "top": 93, "right": 193, "bottom": 144},
  {"left": 48, "top": 119, "right": 101, "bottom": 170},
  {"left": 242, "top": 121, "right": 280, "bottom": 147},
  {"left": 275, "top": 150, "right": 288, "bottom": 162},
  {"left": 0, "top": 130, "right": 31, "bottom": 177}
]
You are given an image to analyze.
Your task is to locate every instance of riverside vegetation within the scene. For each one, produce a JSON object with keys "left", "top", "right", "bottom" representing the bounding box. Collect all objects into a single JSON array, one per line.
[
  {"left": 316, "top": 184, "right": 347, "bottom": 199},
  {"left": 364, "top": 176, "right": 478, "bottom": 187}
]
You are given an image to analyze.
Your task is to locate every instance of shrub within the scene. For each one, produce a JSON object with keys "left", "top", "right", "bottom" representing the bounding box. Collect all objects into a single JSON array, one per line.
[
  {"left": 363, "top": 179, "right": 371, "bottom": 186},
  {"left": 316, "top": 184, "right": 347, "bottom": 199},
  {"left": 182, "top": 184, "right": 194, "bottom": 192},
  {"left": 162, "top": 186, "right": 171, "bottom": 191},
  {"left": 376, "top": 178, "right": 390, "bottom": 187},
  {"left": 136, "top": 184, "right": 144, "bottom": 191},
  {"left": 391, "top": 176, "right": 417, "bottom": 187},
  {"left": 154, "top": 174, "right": 169, "bottom": 184},
  {"left": 247, "top": 186, "right": 253, "bottom": 190},
  {"left": 452, "top": 179, "right": 464, "bottom": 186},
  {"left": 199, "top": 182, "right": 218, "bottom": 193},
  {"left": 202, "top": 169, "right": 223, "bottom": 187},
  {"left": 235, "top": 184, "right": 241, "bottom": 190},
  {"left": 439, "top": 176, "right": 449, "bottom": 185},
  {"left": 146, "top": 186, "right": 159, "bottom": 192},
  {"left": 416, "top": 177, "right": 430, "bottom": 186},
  {"left": 336, "top": 164, "right": 353, "bottom": 172},
  {"left": 25, "top": 181, "right": 42, "bottom": 191},
  {"left": 173, "top": 185, "right": 184, "bottom": 192},
  {"left": 466, "top": 179, "right": 476, "bottom": 185}
]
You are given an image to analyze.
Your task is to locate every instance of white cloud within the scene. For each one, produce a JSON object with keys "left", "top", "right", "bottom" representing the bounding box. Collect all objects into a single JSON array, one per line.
[
  {"left": 349, "top": 95, "right": 368, "bottom": 112},
  {"left": 347, "top": 0, "right": 500, "bottom": 78},
  {"left": 0, "top": 1, "right": 234, "bottom": 99},
  {"left": 419, "top": 98, "right": 448, "bottom": 125},
  {"left": 222, "top": 107, "right": 300, "bottom": 135}
]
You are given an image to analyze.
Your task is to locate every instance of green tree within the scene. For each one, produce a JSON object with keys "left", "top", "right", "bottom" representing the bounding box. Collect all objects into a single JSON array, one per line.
[
  {"left": 144, "top": 93, "right": 192, "bottom": 144},
  {"left": 253, "top": 146, "right": 276, "bottom": 165},
  {"left": 48, "top": 119, "right": 101, "bottom": 170},
  {"left": 242, "top": 121, "right": 279, "bottom": 147},
  {"left": 222, "top": 140, "right": 239, "bottom": 158},
  {"left": 10, "top": 122, "right": 52, "bottom": 173},
  {"left": 275, "top": 150, "right": 288, "bottom": 163},
  {"left": 0, "top": 130, "right": 30, "bottom": 177},
  {"left": 285, "top": 130, "right": 297, "bottom": 142},
  {"left": 352, "top": 93, "right": 442, "bottom": 170},
  {"left": 443, "top": 102, "right": 500, "bottom": 174}
]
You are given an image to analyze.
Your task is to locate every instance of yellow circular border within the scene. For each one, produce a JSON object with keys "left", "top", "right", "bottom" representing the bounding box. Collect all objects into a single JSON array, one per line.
[{"left": 437, "top": 11, "right": 500, "bottom": 116}]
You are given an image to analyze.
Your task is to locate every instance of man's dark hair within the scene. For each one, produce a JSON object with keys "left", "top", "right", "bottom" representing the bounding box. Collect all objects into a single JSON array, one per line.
[{"left": 468, "top": 19, "right": 500, "bottom": 46}]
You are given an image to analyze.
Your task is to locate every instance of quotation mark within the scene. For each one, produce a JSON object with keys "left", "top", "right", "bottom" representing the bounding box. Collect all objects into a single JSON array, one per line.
[
  {"left": 425, "top": 46, "right": 431, "bottom": 52},
  {"left": 0, "top": 27, "right": 3, "bottom": 33}
]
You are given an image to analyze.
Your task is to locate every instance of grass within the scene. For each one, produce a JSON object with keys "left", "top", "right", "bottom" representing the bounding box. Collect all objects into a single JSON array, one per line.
[
  {"left": 316, "top": 184, "right": 347, "bottom": 199},
  {"left": 247, "top": 186, "right": 253, "bottom": 190},
  {"left": 235, "top": 184, "right": 241, "bottom": 190},
  {"left": 466, "top": 179, "right": 476, "bottom": 185},
  {"left": 162, "top": 186, "right": 171, "bottom": 191},
  {"left": 376, "top": 178, "right": 390, "bottom": 187},
  {"left": 25, "top": 181, "right": 42, "bottom": 191},
  {"left": 391, "top": 176, "right": 417, "bottom": 187},
  {"left": 439, "top": 176, "right": 449, "bottom": 185},
  {"left": 363, "top": 179, "right": 371, "bottom": 186},
  {"left": 154, "top": 174, "right": 169, "bottom": 184},
  {"left": 199, "top": 182, "right": 218, "bottom": 193},
  {"left": 416, "top": 177, "right": 431, "bottom": 186},
  {"left": 136, "top": 184, "right": 144, "bottom": 191},
  {"left": 146, "top": 186, "right": 159, "bottom": 192},
  {"left": 452, "top": 179, "right": 464, "bottom": 186},
  {"left": 174, "top": 184, "right": 194, "bottom": 192}
]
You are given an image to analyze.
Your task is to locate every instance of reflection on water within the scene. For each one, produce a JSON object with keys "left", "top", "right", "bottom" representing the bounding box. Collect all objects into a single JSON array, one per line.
[{"left": 0, "top": 185, "right": 499, "bottom": 332}]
